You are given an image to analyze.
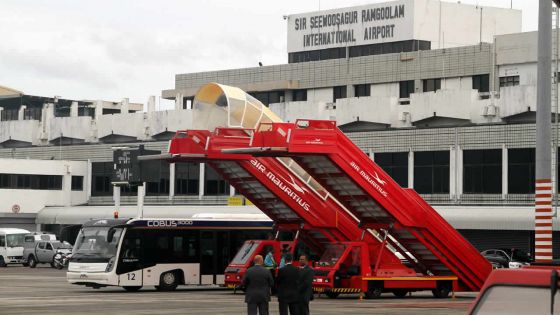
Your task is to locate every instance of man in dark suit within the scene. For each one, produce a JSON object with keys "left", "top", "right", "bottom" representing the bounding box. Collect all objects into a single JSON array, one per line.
[
  {"left": 276, "top": 253, "right": 299, "bottom": 315},
  {"left": 298, "top": 255, "right": 314, "bottom": 315},
  {"left": 242, "top": 255, "right": 274, "bottom": 315}
]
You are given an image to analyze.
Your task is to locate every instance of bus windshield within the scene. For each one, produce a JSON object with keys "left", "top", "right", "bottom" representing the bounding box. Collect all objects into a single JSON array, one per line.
[
  {"left": 230, "top": 241, "right": 259, "bottom": 265},
  {"left": 6, "top": 233, "right": 26, "bottom": 247},
  {"left": 73, "top": 227, "right": 123, "bottom": 260},
  {"left": 317, "top": 244, "right": 347, "bottom": 267}
]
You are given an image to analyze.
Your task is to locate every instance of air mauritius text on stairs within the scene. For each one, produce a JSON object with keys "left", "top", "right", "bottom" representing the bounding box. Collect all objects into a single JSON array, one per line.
[
  {"left": 250, "top": 159, "right": 311, "bottom": 211},
  {"left": 350, "top": 161, "right": 388, "bottom": 197}
]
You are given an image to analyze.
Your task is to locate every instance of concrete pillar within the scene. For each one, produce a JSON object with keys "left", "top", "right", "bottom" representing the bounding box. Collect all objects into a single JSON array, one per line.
[
  {"left": 70, "top": 101, "right": 78, "bottom": 117},
  {"left": 169, "top": 163, "right": 175, "bottom": 200},
  {"left": 120, "top": 98, "right": 130, "bottom": 114},
  {"left": 229, "top": 185, "right": 235, "bottom": 197},
  {"left": 18, "top": 105, "right": 26, "bottom": 121},
  {"left": 449, "top": 146, "right": 456, "bottom": 200},
  {"left": 94, "top": 100, "right": 103, "bottom": 119},
  {"left": 456, "top": 146, "right": 463, "bottom": 198},
  {"left": 284, "top": 90, "right": 293, "bottom": 102},
  {"left": 414, "top": 79, "right": 422, "bottom": 94},
  {"left": 86, "top": 159, "right": 92, "bottom": 201},
  {"left": 408, "top": 149, "right": 414, "bottom": 189},
  {"left": 198, "top": 162, "right": 205, "bottom": 200},
  {"left": 346, "top": 85, "right": 355, "bottom": 98},
  {"left": 502, "top": 144, "right": 508, "bottom": 199},
  {"left": 63, "top": 164, "right": 72, "bottom": 207},
  {"left": 368, "top": 148, "right": 374, "bottom": 161},
  {"left": 175, "top": 93, "right": 184, "bottom": 110},
  {"left": 147, "top": 96, "right": 156, "bottom": 113}
]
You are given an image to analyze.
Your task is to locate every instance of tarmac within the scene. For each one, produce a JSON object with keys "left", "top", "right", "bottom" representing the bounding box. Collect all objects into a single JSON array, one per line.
[{"left": 0, "top": 266, "right": 476, "bottom": 315}]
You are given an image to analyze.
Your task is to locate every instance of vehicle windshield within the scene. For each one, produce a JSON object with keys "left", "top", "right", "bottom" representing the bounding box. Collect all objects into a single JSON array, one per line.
[
  {"left": 231, "top": 241, "right": 259, "bottom": 265},
  {"left": 6, "top": 233, "right": 26, "bottom": 247},
  {"left": 472, "top": 285, "right": 560, "bottom": 315},
  {"left": 73, "top": 227, "right": 123, "bottom": 259},
  {"left": 510, "top": 249, "right": 531, "bottom": 262},
  {"left": 52, "top": 242, "right": 73, "bottom": 250},
  {"left": 317, "top": 244, "right": 347, "bottom": 267}
]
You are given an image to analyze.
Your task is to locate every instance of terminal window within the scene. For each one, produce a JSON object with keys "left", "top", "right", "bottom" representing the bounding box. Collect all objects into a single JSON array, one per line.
[
  {"left": 472, "top": 74, "right": 490, "bottom": 93},
  {"left": 375, "top": 152, "right": 408, "bottom": 187},
  {"left": 0, "top": 174, "right": 62, "bottom": 190},
  {"left": 71, "top": 176, "right": 84, "bottom": 191},
  {"left": 354, "top": 84, "right": 371, "bottom": 97},
  {"left": 175, "top": 163, "right": 199, "bottom": 195},
  {"left": 463, "top": 149, "right": 502, "bottom": 194},
  {"left": 499, "top": 75, "right": 520, "bottom": 87},
  {"left": 399, "top": 80, "right": 415, "bottom": 99},
  {"left": 508, "top": 148, "right": 535, "bottom": 194},
  {"left": 333, "top": 86, "right": 347, "bottom": 101},
  {"left": 423, "top": 78, "right": 441, "bottom": 93},
  {"left": 292, "top": 89, "right": 307, "bottom": 102},
  {"left": 413, "top": 151, "right": 450, "bottom": 194}
]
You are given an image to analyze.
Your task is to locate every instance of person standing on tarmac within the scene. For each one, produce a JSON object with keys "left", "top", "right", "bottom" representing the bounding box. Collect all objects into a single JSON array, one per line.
[
  {"left": 242, "top": 255, "right": 274, "bottom": 315},
  {"left": 298, "top": 255, "right": 314, "bottom": 315},
  {"left": 276, "top": 253, "right": 300, "bottom": 315}
]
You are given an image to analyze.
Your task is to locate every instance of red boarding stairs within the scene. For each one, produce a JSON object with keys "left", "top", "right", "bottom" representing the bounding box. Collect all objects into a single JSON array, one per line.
[
  {"left": 237, "top": 120, "right": 492, "bottom": 292},
  {"left": 168, "top": 128, "right": 413, "bottom": 276}
]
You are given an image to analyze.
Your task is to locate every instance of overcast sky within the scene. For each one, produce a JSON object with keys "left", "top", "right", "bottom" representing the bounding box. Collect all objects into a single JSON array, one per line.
[{"left": 0, "top": 0, "right": 539, "bottom": 108}]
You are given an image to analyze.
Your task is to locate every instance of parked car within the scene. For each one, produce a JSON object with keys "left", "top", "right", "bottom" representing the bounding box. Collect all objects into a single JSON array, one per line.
[
  {"left": 23, "top": 240, "right": 72, "bottom": 268},
  {"left": 481, "top": 248, "right": 531, "bottom": 269}
]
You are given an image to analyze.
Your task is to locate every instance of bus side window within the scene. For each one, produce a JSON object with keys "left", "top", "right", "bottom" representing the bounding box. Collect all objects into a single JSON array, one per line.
[
  {"left": 0, "top": 235, "right": 5, "bottom": 247},
  {"left": 24, "top": 236, "right": 34, "bottom": 243}
]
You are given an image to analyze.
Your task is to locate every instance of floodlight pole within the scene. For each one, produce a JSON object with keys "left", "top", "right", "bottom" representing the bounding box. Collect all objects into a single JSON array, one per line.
[
  {"left": 113, "top": 185, "right": 121, "bottom": 219},
  {"left": 535, "top": 0, "right": 553, "bottom": 263},
  {"left": 137, "top": 182, "right": 146, "bottom": 218}
]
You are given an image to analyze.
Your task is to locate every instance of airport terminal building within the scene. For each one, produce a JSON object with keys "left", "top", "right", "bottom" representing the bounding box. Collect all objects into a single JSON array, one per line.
[{"left": 0, "top": 0, "right": 558, "bottom": 256}]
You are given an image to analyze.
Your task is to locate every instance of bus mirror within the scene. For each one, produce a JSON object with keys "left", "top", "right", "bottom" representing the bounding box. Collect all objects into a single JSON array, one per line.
[{"left": 107, "top": 228, "right": 115, "bottom": 243}]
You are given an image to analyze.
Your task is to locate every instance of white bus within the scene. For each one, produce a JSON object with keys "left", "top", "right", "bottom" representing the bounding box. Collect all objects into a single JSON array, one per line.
[
  {"left": 67, "top": 214, "right": 272, "bottom": 291},
  {"left": 0, "top": 228, "right": 30, "bottom": 266}
]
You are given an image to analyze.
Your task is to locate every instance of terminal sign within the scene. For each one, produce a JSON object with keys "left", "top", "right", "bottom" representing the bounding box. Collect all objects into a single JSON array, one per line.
[{"left": 287, "top": 0, "right": 413, "bottom": 53}]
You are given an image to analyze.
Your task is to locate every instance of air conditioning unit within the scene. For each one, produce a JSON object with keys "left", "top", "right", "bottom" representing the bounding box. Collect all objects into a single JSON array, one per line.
[
  {"left": 482, "top": 104, "right": 498, "bottom": 117},
  {"left": 399, "top": 111, "right": 410, "bottom": 122}
]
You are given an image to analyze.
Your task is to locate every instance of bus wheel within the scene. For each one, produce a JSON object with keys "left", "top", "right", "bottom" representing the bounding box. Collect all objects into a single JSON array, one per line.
[
  {"left": 325, "top": 291, "right": 340, "bottom": 299},
  {"left": 123, "top": 286, "right": 142, "bottom": 292},
  {"left": 156, "top": 271, "right": 178, "bottom": 291},
  {"left": 0, "top": 256, "right": 6, "bottom": 267},
  {"left": 28, "top": 256, "right": 37, "bottom": 268},
  {"left": 392, "top": 289, "right": 408, "bottom": 298}
]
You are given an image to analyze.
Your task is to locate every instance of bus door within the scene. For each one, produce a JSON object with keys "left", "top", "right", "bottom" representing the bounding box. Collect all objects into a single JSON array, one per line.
[
  {"left": 117, "top": 230, "right": 143, "bottom": 287},
  {"left": 200, "top": 231, "right": 229, "bottom": 285}
]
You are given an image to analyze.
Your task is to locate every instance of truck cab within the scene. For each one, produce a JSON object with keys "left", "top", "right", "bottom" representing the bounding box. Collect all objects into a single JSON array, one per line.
[
  {"left": 0, "top": 228, "right": 30, "bottom": 266},
  {"left": 23, "top": 239, "right": 72, "bottom": 268},
  {"left": 224, "top": 239, "right": 297, "bottom": 289}
]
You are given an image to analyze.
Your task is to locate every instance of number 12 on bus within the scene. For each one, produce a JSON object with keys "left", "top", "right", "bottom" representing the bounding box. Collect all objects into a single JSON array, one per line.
[{"left": 66, "top": 215, "right": 272, "bottom": 292}]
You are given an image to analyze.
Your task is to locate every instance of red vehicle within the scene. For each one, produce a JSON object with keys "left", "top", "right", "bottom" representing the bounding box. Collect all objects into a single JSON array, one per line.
[
  {"left": 313, "top": 241, "right": 458, "bottom": 298},
  {"left": 224, "top": 239, "right": 297, "bottom": 290},
  {"left": 468, "top": 266, "right": 560, "bottom": 314}
]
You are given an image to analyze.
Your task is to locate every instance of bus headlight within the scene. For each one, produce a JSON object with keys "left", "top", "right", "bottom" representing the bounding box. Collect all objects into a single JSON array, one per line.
[{"left": 105, "top": 257, "right": 116, "bottom": 272}]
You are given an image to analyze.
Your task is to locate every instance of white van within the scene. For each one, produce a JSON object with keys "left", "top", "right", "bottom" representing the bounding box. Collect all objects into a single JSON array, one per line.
[{"left": 0, "top": 228, "right": 30, "bottom": 266}]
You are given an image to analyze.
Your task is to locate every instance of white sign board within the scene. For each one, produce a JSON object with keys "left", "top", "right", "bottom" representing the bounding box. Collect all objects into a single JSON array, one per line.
[{"left": 287, "top": 0, "right": 414, "bottom": 53}]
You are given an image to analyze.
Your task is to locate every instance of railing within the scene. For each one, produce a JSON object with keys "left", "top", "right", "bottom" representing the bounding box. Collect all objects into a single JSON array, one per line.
[{"left": 88, "top": 195, "right": 230, "bottom": 206}]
